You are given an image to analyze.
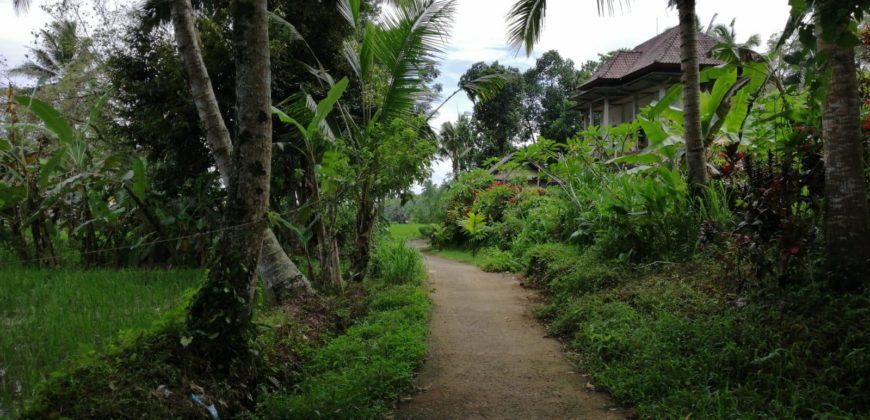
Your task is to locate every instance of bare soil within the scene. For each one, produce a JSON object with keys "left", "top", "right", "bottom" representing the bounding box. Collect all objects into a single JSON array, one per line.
[{"left": 397, "top": 248, "right": 630, "bottom": 420}]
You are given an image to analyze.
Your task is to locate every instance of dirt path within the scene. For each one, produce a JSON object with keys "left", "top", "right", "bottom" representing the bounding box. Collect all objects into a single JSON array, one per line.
[{"left": 397, "top": 248, "right": 628, "bottom": 420}]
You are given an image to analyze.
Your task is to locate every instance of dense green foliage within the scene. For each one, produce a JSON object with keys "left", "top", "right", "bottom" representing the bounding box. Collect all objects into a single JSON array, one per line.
[
  {"left": 367, "top": 239, "right": 426, "bottom": 285},
  {"left": 4, "top": 0, "right": 870, "bottom": 417},
  {"left": 454, "top": 50, "right": 602, "bottom": 169},
  {"left": 427, "top": 166, "right": 869, "bottom": 416},
  {"left": 424, "top": 71, "right": 869, "bottom": 414}
]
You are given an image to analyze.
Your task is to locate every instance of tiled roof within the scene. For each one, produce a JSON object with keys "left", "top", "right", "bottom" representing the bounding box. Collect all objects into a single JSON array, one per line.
[{"left": 581, "top": 26, "right": 722, "bottom": 88}]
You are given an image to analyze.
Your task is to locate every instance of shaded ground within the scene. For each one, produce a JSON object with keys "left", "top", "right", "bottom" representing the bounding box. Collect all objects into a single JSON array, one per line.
[{"left": 398, "top": 244, "right": 629, "bottom": 419}]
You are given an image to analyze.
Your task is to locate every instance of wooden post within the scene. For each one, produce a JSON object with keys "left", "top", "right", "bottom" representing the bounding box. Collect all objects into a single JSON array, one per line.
[
  {"left": 588, "top": 103, "right": 593, "bottom": 128},
  {"left": 603, "top": 97, "right": 610, "bottom": 127},
  {"left": 632, "top": 94, "right": 639, "bottom": 120}
]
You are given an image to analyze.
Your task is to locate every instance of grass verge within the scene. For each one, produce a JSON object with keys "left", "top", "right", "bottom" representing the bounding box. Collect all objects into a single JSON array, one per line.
[
  {"left": 256, "top": 283, "right": 429, "bottom": 419},
  {"left": 257, "top": 239, "right": 430, "bottom": 419},
  {"left": 0, "top": 268, "right": 203, "bottom": 415},
  {"left": 526, "top": 244, "right": 870, "bottom": 418},
  {"left": 426, "top": 246, "right": 523, "bottom": 273}
]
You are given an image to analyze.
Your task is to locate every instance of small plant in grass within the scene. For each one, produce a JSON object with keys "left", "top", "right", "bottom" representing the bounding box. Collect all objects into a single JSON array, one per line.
[
  {"left": 368, "top": 240, "right": 426, "bottom": 285},
  {"left": 459, "top": 212, "right": 488, "bottom": 255}
]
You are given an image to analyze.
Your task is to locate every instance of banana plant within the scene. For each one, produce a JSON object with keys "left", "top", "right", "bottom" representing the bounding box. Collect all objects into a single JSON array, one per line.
[
  {"left": 3, "top": 92, "right": 129, "bottom": 265},
  {"left": 272, "top": 0, "right": 502, "bottom": 280},
  {"left": 610, "top": 62, "right": 769, "bottom": 171},
  {"left": 272, "top": 77, "right": 350, "bottom": 288}
]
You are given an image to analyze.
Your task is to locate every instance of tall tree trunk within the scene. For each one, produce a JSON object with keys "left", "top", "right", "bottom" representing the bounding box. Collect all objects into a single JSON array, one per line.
[
  {"left": 315, "top": 215, "right": 344, "bottom": 288},
  {"left": 186, "top": 0, "right": 273, "bottom": 367},
  {"left": 170, "top": 0, "right": 313, "bottom": 299},
  {"left": 9, "top": 219, "right": 30, "bottom": 263},
  {"left": 351, "top": 183, "right": 376, "bottom": 282},
  {"left": 81, "top": 190, "right": 99, "bottom": 267},
  {"left": 816, "top": 5, "right": 870, "bottom": 290},
  {"left": 306, "top": 160, "right": 343, "bottom": 289},
  {"left": 677, "top": 0, "right": 707, "bottom": 191},
  {"left": 451, "top": 152, "right": 460, "bottom": 176}
]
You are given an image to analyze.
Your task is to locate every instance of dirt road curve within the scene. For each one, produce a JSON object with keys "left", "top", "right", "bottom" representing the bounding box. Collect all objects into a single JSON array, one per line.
[{"left": 397, "top": 249, "right": 629, "bottom": 420}]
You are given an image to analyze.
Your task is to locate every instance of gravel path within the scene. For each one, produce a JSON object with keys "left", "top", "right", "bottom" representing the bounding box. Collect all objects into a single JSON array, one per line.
[{"left": 397, "top": 249, "right": 629, "bottom": 420}]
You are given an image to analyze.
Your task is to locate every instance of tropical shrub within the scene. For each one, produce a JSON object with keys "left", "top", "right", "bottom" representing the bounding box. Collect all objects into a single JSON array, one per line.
[
  {"left": 522, "top": 243, "right": 580, "bottom": 287},
  {"left": 727, "top": 149, "right": 824, "bottom": 287},
  {"left": 459, "top": 211, "right": 488, "bottom": 255},
  {"left": 547, "top": 250, "right": 622, "bottom": 297},
  {"left": 504, "top": 189, "right": 566, "bottom": 254},
  {"left": 478, "top": 247, "right": 523, "bottom": 272},
  {"left": 472, "top": 183, "right": 516, "bottom": 223},
  {"left": 586, "top": 168, "right": 696, "bottom": 261}
]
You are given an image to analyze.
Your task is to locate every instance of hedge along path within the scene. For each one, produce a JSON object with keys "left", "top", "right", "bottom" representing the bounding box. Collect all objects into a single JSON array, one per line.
[{"left": 399, "top": 245, "right": 628, "bottom": 420}]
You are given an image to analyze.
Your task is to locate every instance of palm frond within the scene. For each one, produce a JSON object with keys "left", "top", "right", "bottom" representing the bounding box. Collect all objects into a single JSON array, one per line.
[
  {"left": 337, "top": 0, "right": 362, "bottom": 28},
  {"left": 745, "top": 34, "right": 761, "bottom": 48},
  {"left": 507, "top": 0, "right": 627, "bottom": 56},
  {"left": 371, "top": 0, "right": 456, "bottom": 123},
  {"left": 506, "top": 0, "right": 547, "bottom": 56},
  {"left": 13, "top": 0, "right": 31, "bottom": 14},
  {"left": 268, "top": 12, "right": 304, "bottom": 43},
  {"left": 459, "top": 73, "right": 512, "bottom": 102},
  {"left": 8, "top": 62, "right": 57, "bottom": 80}
]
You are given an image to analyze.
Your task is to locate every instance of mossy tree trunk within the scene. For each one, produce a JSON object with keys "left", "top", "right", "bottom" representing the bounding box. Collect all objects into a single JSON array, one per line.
[
  {"left": 815, "top": 1, "right": 869, "bottom": 290},
  {"left": 351, "top": 182, "right": 376, "bottom": 282},
  {"left": 170, "top": 0, "right": 313, "bottom": 302},
  {"left": 185, "top": 0, "right": 273, "bottom": 367}
]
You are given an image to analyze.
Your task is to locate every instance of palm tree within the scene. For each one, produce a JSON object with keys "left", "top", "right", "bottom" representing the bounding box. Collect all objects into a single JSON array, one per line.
[
  {"left": 709, "top": 19, "right": 764, "bottom": 65},
  {"left": 812, "top": 0, "right": 869, "bottom": 289},
  {"left": 506, "top": 0, "right": 708, "bottom": 191},
  {"left": 438, "top": 114, "right": 474, "bottom": 176},
  {"left": 166, "top": 0, "right": 314, "bottom": 300},
  {"left": 337, "top": 0, "right": 457, "bottom": 279},
  {"left": 184, "top": 0, "right": 277, "bottom": 365},
  {"left": 11, "top": 20, "right": 88, "bottom": 82}
]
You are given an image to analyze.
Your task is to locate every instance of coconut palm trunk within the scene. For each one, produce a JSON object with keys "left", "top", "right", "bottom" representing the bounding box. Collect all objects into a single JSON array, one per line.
[
  {"left": 185, "top": 0, "right": 274, "bottom": 366},
  {"left": 815, "top": 4, "right": 869, "bottom": 290},
  {"left": 170, "top": 0, "right": 313, "bottom": 301},
  {"left": 675, "top": 0, "right": 707, "bottom": 191}
]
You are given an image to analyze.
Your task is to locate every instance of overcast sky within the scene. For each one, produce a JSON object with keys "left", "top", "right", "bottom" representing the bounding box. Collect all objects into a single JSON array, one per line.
[{"left": 0, "top": 0, "right": 792, "bottom": 186}]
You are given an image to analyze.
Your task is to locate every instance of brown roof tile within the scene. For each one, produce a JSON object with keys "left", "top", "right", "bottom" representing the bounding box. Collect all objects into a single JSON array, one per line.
[{"left": 581, "top": 26, "right": 722, "bottom": 89}]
